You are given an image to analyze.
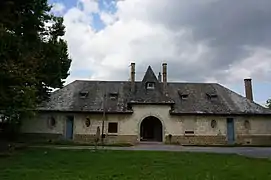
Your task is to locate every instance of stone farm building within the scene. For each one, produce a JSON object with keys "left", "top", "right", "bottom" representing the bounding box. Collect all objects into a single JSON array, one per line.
[{"left": 21, "top": 63, "right": 271, "bottom": 145}]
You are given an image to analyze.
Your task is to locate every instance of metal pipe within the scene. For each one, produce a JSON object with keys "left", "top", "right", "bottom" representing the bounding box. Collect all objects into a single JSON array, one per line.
[{"left": 101, "top": 90, "right": 107, "bottom": 145}]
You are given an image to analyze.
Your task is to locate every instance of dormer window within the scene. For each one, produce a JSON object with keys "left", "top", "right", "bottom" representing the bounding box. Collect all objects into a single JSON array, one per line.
[
  {"left": 178, "top": 90, "right": 189, "bottom": 100},
  {"left": 109, "top": 92, "right": 118, "bottom": 100},
  {"left": 79, "top": 91, "right": 89, "bottom": 98},
  {"left": 206, "top": 93, "right": 218, "bottom": 100},
  {"left": 181, "top": 94, "right": 188, "bottom": 100},
  {"left": 146, "top": 82, "right": 155, "bottom": 89}
]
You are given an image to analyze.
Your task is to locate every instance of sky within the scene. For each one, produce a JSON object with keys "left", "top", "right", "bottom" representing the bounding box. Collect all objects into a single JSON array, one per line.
[{"left": 49, "top": 0, "right": 271, "bottom": 106}]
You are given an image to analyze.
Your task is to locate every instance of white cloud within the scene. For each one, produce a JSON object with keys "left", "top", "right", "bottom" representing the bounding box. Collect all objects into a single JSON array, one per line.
[
  {"left": 51, "top": 3, "right": 66, "bottom": 14},
  {"left": 100, "top": 12, "right": 117, "bottom": 25},
  {"left": 77, "top": 0, "right": 99, "bottom": 14},
  {"left": 62, "top": 0, "right": 271, "bottom": 88},
  {"left": 225, "top": 47, "right": 271, "bottom": 82}
]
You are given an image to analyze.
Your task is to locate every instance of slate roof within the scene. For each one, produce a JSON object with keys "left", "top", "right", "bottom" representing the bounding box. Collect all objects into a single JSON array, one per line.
[{"left": 38, "top": 66, "right": 271, "bottom": 115}]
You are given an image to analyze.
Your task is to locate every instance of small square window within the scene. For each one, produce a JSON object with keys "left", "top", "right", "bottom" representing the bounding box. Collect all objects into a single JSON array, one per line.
[
  {"left": 206, "top": 93, "right": 218, "bottom": 99},
  {"left": 181, "top": 94, "right": 188, "bottom": 100},
  {"left": 79, "top": 91, "right": 89, "bottom": 98},
  {"left": 108, "top": 122, "right": 118, "bottom": 133},
  {"left": 109, "top": 92, "right": 118, "bottom": 100},
  {"left": 146, "top": 82, "right": 155, "bottom": 89},
  {"left": 178, "top": 90, "right": 189, "bottom": 100},
  {"left": 185, "top": 130, "right": 194, "bottom": 134}
]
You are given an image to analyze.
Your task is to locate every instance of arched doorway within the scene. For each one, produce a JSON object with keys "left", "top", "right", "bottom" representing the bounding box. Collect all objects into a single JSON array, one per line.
[{"left": 140, "top": 116, "right": 162, "bottom": 142}]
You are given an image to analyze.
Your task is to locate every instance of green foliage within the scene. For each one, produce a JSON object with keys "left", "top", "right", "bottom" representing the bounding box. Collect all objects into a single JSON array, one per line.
[
  {"left": 267, "top": 99, "right": 271, "bottom": 109},
  {"left": 0, "top": 0, "right": 71, "bottom": 132}
]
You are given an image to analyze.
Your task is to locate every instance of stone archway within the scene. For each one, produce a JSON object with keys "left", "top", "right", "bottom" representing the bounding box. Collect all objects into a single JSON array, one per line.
[{"left": 140, "top": 116, "right": 163, "bottom": 142}]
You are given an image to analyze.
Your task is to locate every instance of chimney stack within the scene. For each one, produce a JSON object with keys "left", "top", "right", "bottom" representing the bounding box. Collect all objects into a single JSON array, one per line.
[
  {"left": 162, "top": 63, "right": 167, "bottom": 92},
  {"left": 158, "top": 72, "right": 162, "bottom": 82},
  {"left": 244, "top": 78, "right": 253, "bottom": 101},
  {"left": 131, "top": 62, "right": 135, "bottom": 92}
]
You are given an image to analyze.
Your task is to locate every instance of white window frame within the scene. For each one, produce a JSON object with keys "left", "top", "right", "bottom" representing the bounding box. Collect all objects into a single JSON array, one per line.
[{"left": 146, "top": 82, "right": 155, "bottom": 89}]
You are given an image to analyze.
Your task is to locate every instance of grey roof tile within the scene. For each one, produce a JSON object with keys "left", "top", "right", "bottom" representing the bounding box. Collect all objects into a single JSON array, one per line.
[{"left": 38, "top": 67, "right": 271, "bottom": 115}]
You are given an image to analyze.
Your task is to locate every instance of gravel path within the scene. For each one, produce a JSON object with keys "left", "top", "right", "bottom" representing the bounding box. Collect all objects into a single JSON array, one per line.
[{"left": 32, "top": 143, "right": 271, "bottom": 159}]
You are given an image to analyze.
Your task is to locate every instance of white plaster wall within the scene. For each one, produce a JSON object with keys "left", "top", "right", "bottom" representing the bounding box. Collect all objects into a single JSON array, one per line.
[
  {"left": 235, "top": 116, "right": 271, "bottom": 135},
  {"left": 21, "top": 113, "right": 64, "bottom": 134},
  {"left": 73, "top": 114, "right": 132, "bottom": 135},
  {"left": 72, "top": 105, "right": 173, "bottom": 141},
  {"left": 195, "top": 116, "right": 226, "bottom": 136},
  {"left": 74, "top": 114, "right": 103, "bottom": 135},
  {"left": 21, "top": 107, "right": 271, "bottom": 140},
  {"left": 125, "top": 105, "right": 171, "bottom": 135}
]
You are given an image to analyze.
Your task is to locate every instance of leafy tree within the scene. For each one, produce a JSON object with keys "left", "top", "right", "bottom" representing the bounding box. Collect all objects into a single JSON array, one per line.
[
  {"left": 0, "top": 0, "right": 71, "bottom": 138},
  {"left": 267, "top": 99, "right": 271, "bottom": 109}
]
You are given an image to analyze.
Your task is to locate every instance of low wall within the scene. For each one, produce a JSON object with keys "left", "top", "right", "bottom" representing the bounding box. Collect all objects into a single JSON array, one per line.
[
  {"left": 236, "top": 135, "right": 271, "bottom": 145},
  {"left": 165, "top": 135, "right": 271, "bottom": 146},
  {"left": 165, "top": 135, "right": 227, "bottom": 145},
  {"left": 74, "top": 134, "right": 138, "bottom": 145}
]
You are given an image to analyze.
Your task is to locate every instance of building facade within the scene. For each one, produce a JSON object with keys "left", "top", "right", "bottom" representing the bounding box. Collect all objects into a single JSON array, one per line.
[{"left": 21, "top": 63, "right": 271, "bottom": 145}]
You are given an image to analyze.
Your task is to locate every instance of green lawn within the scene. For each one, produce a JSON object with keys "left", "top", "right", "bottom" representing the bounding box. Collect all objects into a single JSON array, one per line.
[{"left": 0, "top": 148, "right": 271, "bottom": 180}]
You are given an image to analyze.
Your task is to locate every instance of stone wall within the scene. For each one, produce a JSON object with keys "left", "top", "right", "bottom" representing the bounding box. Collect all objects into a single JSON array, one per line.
[
  {"left": 21, "top": 113, "right": 65, "bottom": 135},
  {"left": 165, "top": 135, "right": 227, "bottom": 145},
  {"left": 20, "top": 105, "right": 271, "bottom": 145},
  {"left": 73, "top": 134, "right": 137, "bottom": 144},
  {"left": 234, "top": 116, "right": 271, "bottom": 145}
]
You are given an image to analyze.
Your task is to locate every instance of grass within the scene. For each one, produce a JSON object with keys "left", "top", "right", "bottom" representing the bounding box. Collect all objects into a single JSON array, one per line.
[
  {"left": 1, "top": 148, "right": 271, "bottom": 180},
  {"left": 17, "top": 139, "right": 134, "bottom": 147}
]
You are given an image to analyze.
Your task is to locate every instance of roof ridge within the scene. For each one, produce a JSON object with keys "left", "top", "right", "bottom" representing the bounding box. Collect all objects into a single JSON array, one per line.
[{"left": 74, "top": 80, "right": 220, "bottom": 85}]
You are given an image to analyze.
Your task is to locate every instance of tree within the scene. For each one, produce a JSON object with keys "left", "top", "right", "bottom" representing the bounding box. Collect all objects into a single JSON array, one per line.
[
  {"left": 0, "top": 0, "right": 71, "bottom": 138},
  {"left": 267, "top": 99, "right": 271, "bottom": 109}
]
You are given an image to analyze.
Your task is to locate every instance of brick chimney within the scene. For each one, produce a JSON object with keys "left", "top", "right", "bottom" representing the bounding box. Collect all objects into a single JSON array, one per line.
[
  {"left": 162, "top": 63, "right": 167, "bottom": 92},
  {"left": 244, "top": 78, "right": 253, "bottom": 101},
  {"left": 158, "top": 72, "right": 162, "bottom": 82},
  {"left": 131, "top": 62, "right": 135, "bottom": 92}
]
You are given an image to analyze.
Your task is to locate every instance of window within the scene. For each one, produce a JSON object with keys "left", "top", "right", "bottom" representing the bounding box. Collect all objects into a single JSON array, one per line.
[
  {"left": 206, "top": 93, "right": 218, "bottom": 100},
  {"left": 109, "top": 92, "right": 118, "bottom": 100},
  {"left": 211, "top": 120, "right": 217, "bottom": 128},
  {"left": 181, "top": 94, "right": 188, "bottom": 100},
  {"left": 184, "top": 119, "right": 195, "bottom": 135},
  {"left": 48, "top": 116, "right": 56, "bottom": 128},
  {"left": 85, "top": 118, "right": 91, "bottom": 127},
  {"left": 108, "top": 122, "right": 118, "bottom": 133},
  {"left": 146, "top": 82, "right": 155, "bottom": 89},
  {"left": 79, "top": 91, "right": 89, "bottom": 98},
  {"left": 185, "top": 130, "right": 194, "bottom": 134},
  {"left": 178, "top": 90, "right": 189, "bottom": 100},
  {"left": 127, "top": 104, "right": 132, "bottom": 111},
  {"left": 244, "top": 120, "right": 250, "bottom": 129}
]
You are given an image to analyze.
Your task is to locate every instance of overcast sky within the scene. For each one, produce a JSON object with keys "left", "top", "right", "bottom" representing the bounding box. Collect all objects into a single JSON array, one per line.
[{"left": 50, "top": 0, "right": 271, "bottom": 105}]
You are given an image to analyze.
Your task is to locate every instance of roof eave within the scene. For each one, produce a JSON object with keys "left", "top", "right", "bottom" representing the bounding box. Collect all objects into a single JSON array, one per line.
[
  {"left": 128, "top": 102, "right": 175, "bottom": 105},
  {"left": 36, "top": 109, "right": 134, "bottom": 114},
  {"left": 170, "top": 111, "right": 271, "bottom": 116}
]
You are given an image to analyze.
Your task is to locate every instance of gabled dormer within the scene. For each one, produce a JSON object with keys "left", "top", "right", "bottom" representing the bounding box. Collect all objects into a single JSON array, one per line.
[
  {"left": 109, "top": 92, "right": 118, "bottom": 100},
  {"left": 178, "top": 90, "right": 189, "bottom": 100},
  {"left": 127, "top": 64, "right": 174, "bottom": 105},
  {"left": 146, "top": 82, "right": 155, "bottom": 90},
  {"left": 141, "top": 66, "right": 160, "bottom": 91},
  {"left": 79, "top": 91, "right": 89, "bottom": 98},
  {"left": 206, "top": 92, "right": 218, "bottom": 101}
]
